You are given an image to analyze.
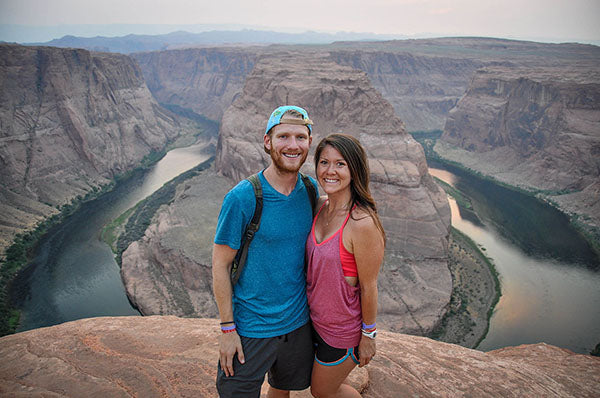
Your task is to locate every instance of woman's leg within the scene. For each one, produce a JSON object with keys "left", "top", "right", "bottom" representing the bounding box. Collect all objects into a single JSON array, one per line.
[{"left": 310, "top": 356, "right": 360, "bottom": 398}]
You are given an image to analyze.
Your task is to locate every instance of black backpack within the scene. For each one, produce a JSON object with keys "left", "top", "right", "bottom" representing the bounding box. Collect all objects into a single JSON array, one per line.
[{"left": 230, "top": 173, "right": 317, "bottom": 285}]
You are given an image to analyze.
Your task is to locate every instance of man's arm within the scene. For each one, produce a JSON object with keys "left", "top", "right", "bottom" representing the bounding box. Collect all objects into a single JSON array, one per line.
[{"left": 212, "top": 243, "right": 245, "bottom": 377}]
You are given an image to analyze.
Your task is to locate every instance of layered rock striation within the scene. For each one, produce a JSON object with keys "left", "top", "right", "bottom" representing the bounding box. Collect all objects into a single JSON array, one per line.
[
  {"left": 132, "top": 39, "right": 600, "bottom": 135},
  {"left": 1, "top": 316, "right": 598, "bottom": 397},
  {"left": 121, "top": 169, "right": 229, "bottom": 317},
  {"left": 329, "top": 50, "right": 485, "bottom": 131},
  {"left": 132, "top": 48, "right": 257, "bottom": 122},
  {"left": 437, "top": 65, "right": 600, "bottom": 228},
  {"left": 0, "top": 44, "right": 192, "bottom": 252},
  {"left": 124, "top": 51, "right": 452, "bottom": 334},
  {"left": 120, "top": 38, "right": 600, "bottom": 336}
]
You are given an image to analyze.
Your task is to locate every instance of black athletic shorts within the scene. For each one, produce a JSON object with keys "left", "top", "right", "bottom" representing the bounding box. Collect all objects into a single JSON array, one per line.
[
  {"left": 313, "top": 328, "right": 360, "bottom": 366},
  {"left": 216, "top": 322, "right": 314, "bottom": 398}
]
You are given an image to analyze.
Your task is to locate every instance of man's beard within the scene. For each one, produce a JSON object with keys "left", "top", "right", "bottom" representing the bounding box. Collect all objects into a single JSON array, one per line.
[{"left": 270, "top": 149, "right": 308, "bottom": 174}]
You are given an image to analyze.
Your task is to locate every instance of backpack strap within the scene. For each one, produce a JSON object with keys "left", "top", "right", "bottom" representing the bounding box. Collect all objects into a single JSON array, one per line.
[
  {"left": 230, "top": 173, "right": 262, "bottom": 286},
  {"left": 300, "top": 172, "right": 317, "bottom": 216},
  {"left": 230, "top": 172, "right": 317, "bottom": 285}
]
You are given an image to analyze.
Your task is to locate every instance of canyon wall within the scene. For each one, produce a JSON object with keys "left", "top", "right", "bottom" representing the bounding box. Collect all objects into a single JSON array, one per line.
[
  {"left": 1, "top": 316, "right": 598, "bottom": 397},
  {"left": 437, "top": 65, "right": 600, "bottom": 229},
  {"left": 121, "top": 169, "right": 228, "bottom": 317},
  {"left": 329, "top": 50, "right": 484, "bottom": 131},
  {"left": 132, "top": 48, "right": 257, "bottom": 122},
  {"left": 123, "top": 51, "right": 452, "bottom": 335},
  {"left": 217, "top": 52, "right": 452, "bottom": 334},
  {"left": 0, "top": 44, "right": 195, "bottom": 253},
  {"left": 133, "top": 39, "right": 599, "bottom": 137},
  {"left": 131, "top": 43, "right": 485, "bottom": 132}
]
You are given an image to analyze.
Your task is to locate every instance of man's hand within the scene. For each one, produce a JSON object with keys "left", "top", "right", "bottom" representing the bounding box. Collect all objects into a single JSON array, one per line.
[
  {"left": 219, "top": 331, "right": 245, "bottom": 377},
  {"left": 357, "top": 335, "right": 376, "bottom": 368}
]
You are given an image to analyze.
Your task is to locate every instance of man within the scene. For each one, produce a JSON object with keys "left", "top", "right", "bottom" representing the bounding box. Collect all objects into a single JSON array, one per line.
[{"left": 212, "top": 105, "right": 318, "bottom": 397}]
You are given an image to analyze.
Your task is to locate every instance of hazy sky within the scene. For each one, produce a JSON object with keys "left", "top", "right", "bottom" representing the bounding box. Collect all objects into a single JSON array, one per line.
[{"left": 1, "top": 0, "right": 599, "bottom": 43}]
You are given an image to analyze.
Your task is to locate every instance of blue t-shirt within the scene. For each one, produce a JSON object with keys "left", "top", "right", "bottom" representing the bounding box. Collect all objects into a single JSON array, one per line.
[{"left": 214, "top": 171, "right": 317, "bottom": 338}]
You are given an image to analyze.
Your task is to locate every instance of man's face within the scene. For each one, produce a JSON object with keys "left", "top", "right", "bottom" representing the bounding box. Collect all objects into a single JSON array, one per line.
[{"left": 264, "top": 124, "right": 312, "bottom": 174}]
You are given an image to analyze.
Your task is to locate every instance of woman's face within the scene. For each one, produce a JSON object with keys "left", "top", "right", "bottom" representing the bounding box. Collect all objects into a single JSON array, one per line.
[{"left": 316, "top": 145, "right": 352, "bottom": 196}]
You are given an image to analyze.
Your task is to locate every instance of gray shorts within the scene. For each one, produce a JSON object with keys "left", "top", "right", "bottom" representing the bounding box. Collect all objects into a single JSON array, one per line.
[{"left": 216, "top": 322, "right": 314, "bottom": 398}]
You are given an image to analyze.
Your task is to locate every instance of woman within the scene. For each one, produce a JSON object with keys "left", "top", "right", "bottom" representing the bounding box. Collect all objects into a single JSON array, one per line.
[{"left": 306, "top": 134, "right": 386, "bottom": 398}]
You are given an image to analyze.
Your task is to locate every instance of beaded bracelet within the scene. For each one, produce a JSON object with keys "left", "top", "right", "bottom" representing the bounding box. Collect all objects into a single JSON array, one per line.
[{"left": 221, "top": 324, "right": 237, "bottom": 333}]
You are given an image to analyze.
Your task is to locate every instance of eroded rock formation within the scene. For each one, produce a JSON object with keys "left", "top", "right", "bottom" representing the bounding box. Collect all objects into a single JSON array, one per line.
[
  {"left": 0, "top": 44, "right": 194, "bottom": 252},
  {"left": 132, "top": 48, "right": 257, "bottom": 122},
  {"left": 1, "top": 316, "right": 598, "bottom": 397},
  {"left": 121, "top": 169, "right": 229, "bottom": 317},
  {"left": 329, "top": 50, "right": 484, "bottom": 131},
  {"left": 437, "top": 65, "right": 600, "bottom": 228},
  {"left": 123, "top": 51, "right": 452, "bottom": 335},
  {"left": 120, "top": 38, "right": 600, "bottom": 339},
  {"left": 216, "top": 51, "right": 452, "bottom": 334}
]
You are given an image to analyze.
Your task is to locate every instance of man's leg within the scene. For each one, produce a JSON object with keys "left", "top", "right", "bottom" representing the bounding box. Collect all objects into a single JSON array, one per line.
[{"left": 267, "top": 322, "right": 314, "bottom": 392}]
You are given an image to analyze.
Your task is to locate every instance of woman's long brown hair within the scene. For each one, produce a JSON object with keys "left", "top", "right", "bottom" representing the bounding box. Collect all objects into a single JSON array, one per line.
[{"left": 314, "top": 133, "right": 386, "bottom": 245}]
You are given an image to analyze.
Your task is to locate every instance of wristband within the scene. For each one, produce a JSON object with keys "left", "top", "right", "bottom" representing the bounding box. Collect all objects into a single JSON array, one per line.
[
  {"left": 362, "top": 322, "right": 376, "bottom": 330},
  {"left": 361, "top": 328, "right": 377, "bottom": 339},
  {"left": 220, "top": 321, "right": 235, "bottom": 325},
  {"left": 221, "top": 324, "right": 236, "bottom": 333}
]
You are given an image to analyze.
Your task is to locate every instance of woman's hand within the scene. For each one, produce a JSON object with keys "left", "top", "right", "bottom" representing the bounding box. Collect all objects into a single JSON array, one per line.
[{"left": 358, "top": 334, "right": 376, "bottom": 367}]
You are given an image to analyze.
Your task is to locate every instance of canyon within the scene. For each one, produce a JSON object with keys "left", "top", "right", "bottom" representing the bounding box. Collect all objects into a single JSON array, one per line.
[
  {"left": 0, "top": 36, "right": 598, "bottom": 396},
  {"left": 122, "top": 51, "right": 453, "bottom": 335},
  {"left": 132, "top": 39, "right": 600, "bottom": 239},
  {"left": 0, "top": 35, "right": 597, "bottom": 353},
  {"left": 121, "top": 38, "right": 599, "bottom": 339},
  {"left": 437, "top": 64, "right": 600, "bottom": 235},
  {"left": 0, "top": 44, "right": 199, "bottom": 253},
  {"left": 131, "top": 48, "right": 257, "bottom": 122}
]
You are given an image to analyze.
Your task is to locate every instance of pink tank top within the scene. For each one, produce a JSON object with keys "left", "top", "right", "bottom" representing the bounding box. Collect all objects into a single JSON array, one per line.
[{"left": 306, "top": 203, "right": 362, "bottom": 349}]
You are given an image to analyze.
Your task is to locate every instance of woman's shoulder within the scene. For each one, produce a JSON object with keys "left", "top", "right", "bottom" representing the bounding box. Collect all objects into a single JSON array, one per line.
[
  {"left": 348, "top": 206, "right": 377, "bottom": 231},
  {"left": 347, "top": 206, "right": 385, "bottom": 252}
]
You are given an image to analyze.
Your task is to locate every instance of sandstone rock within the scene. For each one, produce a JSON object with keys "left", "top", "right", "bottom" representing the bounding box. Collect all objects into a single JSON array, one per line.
[
  {"left": 215, "top": 51, "right": 451, "bottom": 334},
  {"left": 132, "top": 38, "right": 600, "bottom": 135},
  {"left": 438, "top": 65, "right": 600, "bottom": 228},
  {"left": 133, "top": 48, "right": 257, "bottom": 122},
  {"left": 0, "top": 316, "right": 597, "bottom": 397},
  {"left": 124, "top": 50, "right": 452, "bottom": 335},
  {"left": 120, "top": 38, "right": 600, "bottom": 340},
  {"left": 0, "top": 44, "right": 195, "bottom": 253},
  {"left": 121, "top": 169, "right": 232, "bottom": 317},
  {"left": 330, "top": 50, "right": 484, "bottom": 131},
  {"left": 122, "top": 51, "right": 452, "bottom": 335}
]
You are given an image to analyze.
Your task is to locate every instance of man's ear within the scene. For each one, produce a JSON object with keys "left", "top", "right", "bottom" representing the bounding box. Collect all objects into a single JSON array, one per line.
[{"left": 264, "top": 134, "right": 272, "bottom": 151}]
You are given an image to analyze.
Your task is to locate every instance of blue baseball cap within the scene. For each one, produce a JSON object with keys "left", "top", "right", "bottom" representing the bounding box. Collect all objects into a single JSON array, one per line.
[{"left": 265, "top": 105, "right": 313, "bottom": 135}]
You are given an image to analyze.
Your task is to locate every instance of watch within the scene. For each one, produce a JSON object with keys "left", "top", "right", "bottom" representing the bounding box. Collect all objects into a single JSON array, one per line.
[{"left": 361, "top": 329, "right": 377, "bottom": 339}]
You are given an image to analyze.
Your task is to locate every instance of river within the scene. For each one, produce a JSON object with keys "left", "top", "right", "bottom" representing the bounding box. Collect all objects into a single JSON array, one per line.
[
  {"left": 11, "top": 146, "right": 600, "bottom": 354},
  {"left": 429, "top": 162, "right": 600, "bottom": 354},
  {"left": 12, "top": 144, "right": 211, "bottom": 332}
]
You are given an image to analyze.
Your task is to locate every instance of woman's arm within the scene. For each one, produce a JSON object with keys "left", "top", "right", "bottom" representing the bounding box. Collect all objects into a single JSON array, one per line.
[{"left": 350, "top": 211, "right": 385, "bottom": 367}]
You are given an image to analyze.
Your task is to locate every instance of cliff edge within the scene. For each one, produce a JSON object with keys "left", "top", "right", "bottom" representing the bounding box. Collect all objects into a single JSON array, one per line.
[
  {"left": 437, "top": 64, "right": 600, "bottom": 236},
  {"left": 1, "top": 316, "right": 598, "bottom": 397},
  {"left": 0, "top": 44, "right": 195, "bottom": 253}
]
